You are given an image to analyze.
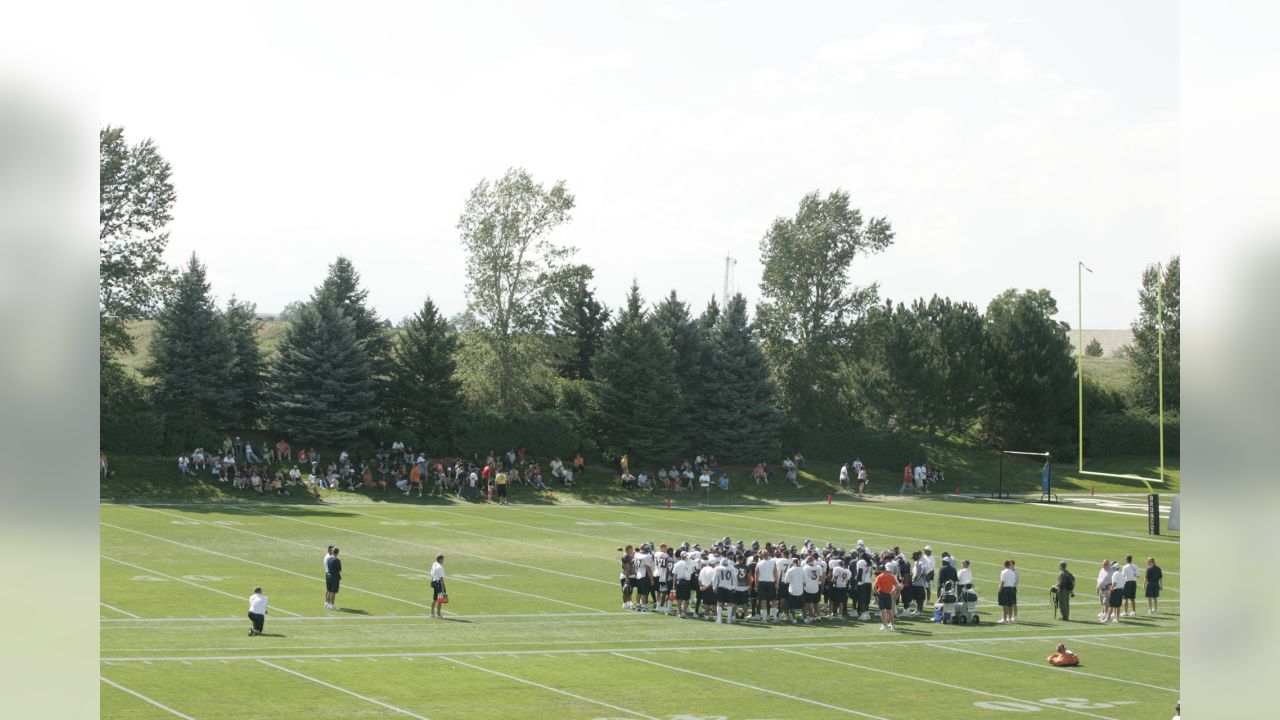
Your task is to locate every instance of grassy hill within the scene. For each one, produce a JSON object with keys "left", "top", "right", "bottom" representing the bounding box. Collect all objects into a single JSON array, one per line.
[{"left": 118, "top": 319, "right": 291, "bottom": 379}]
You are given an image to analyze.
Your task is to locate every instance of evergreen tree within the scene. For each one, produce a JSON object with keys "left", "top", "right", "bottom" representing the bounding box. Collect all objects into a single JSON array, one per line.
[
  {"left": 592, "top": 283, "right": 685, "bottom": 462},
  {"left": 223, "top": 297, "right": 266, "bottom": 429},
  {"left": 982, "top": 289, "right": 1076, "bottom": 450},
  {"left": 551, "top": 275, "right": 611, "bottom": 380},
  {"left": 389, "top": 298, "right": 462, "bottom": 449},
  {"left": 267, "top": 294, "right": 377, "bottom": 446},
  {"left": 1085, "top": 338, "right": 1105, "bottom": 357},
  {"left": 144, "top": 254, "right": 235, "bottom": 444},
  {"left": 1126, "top": 256, "right": 1179, "bottom": 413},
  {"left": 651, "top": 291, "right": 700, "bottom": 444},
  {"left": 699, "top": 294, "right": 783, "bottom": 462},
  {"left": 315, "top": 257, "right": 393, "bottom": 414}
]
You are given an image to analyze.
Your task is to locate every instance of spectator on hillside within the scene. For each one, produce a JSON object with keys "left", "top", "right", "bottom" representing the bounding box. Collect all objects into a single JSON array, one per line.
[
  {"left": 785, "top": 462, "right": 800, "bottom": 489},
  {"left": 857, "top": 465, "right": 869, "bottom": 495},
  {"left": 550, "top": 457, "right": 564, "bottom": 481},
  {"left": 573, "top": 452, "right": 585, "bottom": 475},
  {"left": 245, "top": 443, "right": 261, "bottom": 464},
  {"left": 272, "top": 472, "right": 287, "bottom": 497},
  {"left": 396, "top": 469, "right": 411, "bottom": 495},
  {"left": 698, "top": 469, "right": 711, "bottom": 504},
  {"left": 250, "top": 469, "right": 264, "bottom": 494},
  {"left": 899, "top": 464, "right": 914, "bottom": 494},
  {"left": 192, "top": 448, "right": 206, "bottom": 471},
  {"left": 753, "top": 463, "right": 767, "bottom": 485},
  {"left": 563, "top": 466, "right": 575, "bottom": 487},
  {"left": 718, "top": 472, "right": 730, "bottom": 491},
  {"left": 793, "top": 452, "right": 805, "bottom": 469},
  {"left": 233, "top": 435, "right": 245, "bottom": 460},
  {"left": 287, "top": 465, "right": 301, "bottom": 486},
  {"left": 620, "top": 472, "right": 635, "bottom": 490},
  {"left": 178, "top": 454, "right": 194, "bottom": 477},
  {"left": 276, "top": 439, "right": 291, "bottom": 464},
  {"left": 839, "top": 463, "right": 850, "bottom": 490},
  {"left": 100, "top": 451, "right": 110, "bottom": 480},
  {"left": 222, "top": 435, "right": 233, "bottom": 457}
]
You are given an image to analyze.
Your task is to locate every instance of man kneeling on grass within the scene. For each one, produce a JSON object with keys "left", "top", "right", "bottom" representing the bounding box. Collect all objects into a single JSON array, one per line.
[{"left": 247, "top": 587, "right": 268, "bottom": 636}]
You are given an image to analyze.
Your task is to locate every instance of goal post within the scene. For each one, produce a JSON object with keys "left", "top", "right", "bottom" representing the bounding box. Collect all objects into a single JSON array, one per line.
[{"left": 1076, "top": 261, "right": 1166, "bottom": 492}]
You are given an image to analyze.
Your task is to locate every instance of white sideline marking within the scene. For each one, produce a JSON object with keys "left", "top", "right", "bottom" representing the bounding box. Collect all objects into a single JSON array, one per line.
[
  {"left": 100, "top": 602, "right": 141, "bottom": 619},
  {"left": 779, "top": 649, "right": 1116, "bottom": 720},
  {"left": 926, "top": 643, "right": 1179, "bottom": 693},
  {"left": 227, "top": 504, "right": 614, "bottom": 586},
  {"left": 101, "top": 676, "right": 197, "bottom": 719},
  {"left": 102, "top": 611, "right": 633, "bottom": 623},
  {"left": 100, "top": 630, "right": 1179, "bottom": 663},
  {"left": 104, "top": 520, "right": 436, "bottom": 611},
  {"left": 614, "top": 652, "right": 889, "bottom": 719},
  {"left": 441, "top": 656, "right": 658, "bottom": 720},
  {"left": 140, "top": 505, "right": 605, "bottom": 613},
  {"left": 1070, "top": 637, "right": 1180, "bottom": 659},
  {"left": 258, "top": 660, "right": 431, "bottom": 719},
  {"left": 100, "top": 555, "right": 301, "bottom": 616}
]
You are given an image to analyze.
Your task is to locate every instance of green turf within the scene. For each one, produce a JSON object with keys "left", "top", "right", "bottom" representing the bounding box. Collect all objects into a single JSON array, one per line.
[{"left": 101, "top": 494, "right": 1179, "bottom": 719}]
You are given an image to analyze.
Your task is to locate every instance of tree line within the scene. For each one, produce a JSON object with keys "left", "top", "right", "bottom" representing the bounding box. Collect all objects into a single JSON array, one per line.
[{"left": 100, "top": 127, "right": 1178, "bottom": 463}]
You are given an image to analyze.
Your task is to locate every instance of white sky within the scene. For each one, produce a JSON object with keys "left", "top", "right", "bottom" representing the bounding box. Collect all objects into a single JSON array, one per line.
[{"left": 98, "top": 0, "right": 1178, "bottom": 328}]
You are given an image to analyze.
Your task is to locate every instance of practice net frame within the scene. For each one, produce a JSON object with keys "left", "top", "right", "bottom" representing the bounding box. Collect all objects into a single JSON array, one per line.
[{"left": 994, "top": 450, "right": 1053, "bottom": 501}]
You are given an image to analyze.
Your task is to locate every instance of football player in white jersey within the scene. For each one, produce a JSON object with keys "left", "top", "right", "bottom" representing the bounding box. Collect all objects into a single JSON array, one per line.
[
  {"left": 632, "top": 544, "right": 653, "bottom": 612},
  {"left": 714, "top": 558, "right": 737, "bottom": 623},
  {"left": 671, "top": 551, "right": 694, "bottom": 618},
  {"left": 696, "top": 555, "right": 716, "bottom": 619},
  {"left": 653, "top": 545, "right": 672, "bottom": 615},
  {"left": 830, "top": 559, "right": 853, "bottom": 618},
  {"left": 755, "top": 549, "right": 780, "bottom": 621}
]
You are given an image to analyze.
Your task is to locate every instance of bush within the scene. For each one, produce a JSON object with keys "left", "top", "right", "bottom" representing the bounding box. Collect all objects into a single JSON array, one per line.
[
  {"left": 781, "top": 424, "right": 929, "bottom": 473},
  {"left": 1086, "top": 410, "right": 1180, "bottom": 457},
  {"left": 452, "top": 409, "right": 590, "bottom": 460}
]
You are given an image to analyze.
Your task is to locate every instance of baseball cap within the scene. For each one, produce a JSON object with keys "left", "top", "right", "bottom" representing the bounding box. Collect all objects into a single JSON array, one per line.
[{"left": 924, "top": 546, "right": 932, "bottom": 551}]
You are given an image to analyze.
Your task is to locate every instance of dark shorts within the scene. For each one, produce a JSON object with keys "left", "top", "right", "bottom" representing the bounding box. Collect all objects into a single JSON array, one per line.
[
  {"left": 911, "top": 585, "right": 926, "bottom": 604},
  {"left": 658, "top": 581, "right": 670, "bottom": 594},
  {"left": 431, "top": 579, "right": 444, "bottom": 601},
  {"left": 675, "top": 579, "right": 692, "bottom": 601},
  {"left": 497, "top": 484, "right": 507, "bottom": 498},
  {"left": 830, "top": 586, "right": 848, "bottom": 604},
  {"left": 1123, "top": 580, "right": 1137, "bottom": 600},
  {"left": 998, "top": 587, "right": 1016, "bottom": 607},
  {"left": 876, "top": 592, "right": 893, "bottom": 611},
  {"left": 803, "top": 591, "right": 819, "bottom": 605},
  {"left": 1108, "top": 588, "right": 1124, "bottom": 608},
  {"left": 716, "top": 587, "right": 734, "bottom": 604},
  {"left": 735, "top": 589, "right": 749, "bottom": 605},
  {"left": 620, "top": 577, "right": 629, "bottom": 592},
  {"left": 635, "top": 577, "right": 652, "bottom": 596},
  {"left": 787, "top": 592, "right": 803, "bottom": 608},
  {"left": 1145, "top": 582, "right": 1160, "bottom": 598},
  {"left": 758, "top": 582, "right": 776, "bottom": 601},
  {"left": 326, "top": 575, "right": 340, "bottom": 593},
  {"left": 857, "top": 584, "right": 872, "bottom": 606}
]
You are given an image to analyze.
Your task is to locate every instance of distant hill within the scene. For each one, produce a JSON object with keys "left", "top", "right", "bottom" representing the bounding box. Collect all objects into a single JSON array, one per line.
[
  {"left": 1066, "top": 329, "right": 1133, "bottom": 358},
  {"left": 116, "top": 319, "right": 291, "bottom": 379}
]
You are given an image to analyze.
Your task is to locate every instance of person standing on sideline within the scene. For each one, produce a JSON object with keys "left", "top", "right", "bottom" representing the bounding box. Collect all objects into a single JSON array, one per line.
[
  {"left": 495, "top": 470, "right": 508, "bottom": 505},
  {"left": 1096, "top": 560, "right": 1113, "bottom": 621},
  {"left": 247, "top": 587, "right": 268, "bottom": 636},
  {"left": 838, "top": 463, "right": 850, "bottom": 491},
  {"left": 1121, "top": 555, "right": 1140, "bottom": 617},
  {"left": 922, "top": 546, "right": 936, "bottom": 604},
  {"left": 672, "top": 551, "right": 693, "bottom": 618},
  {"left": 430, "top": 555, "right": 447, "bottom": 617},
  {"left": 1145, "top": 557, "right": 1164, "bottom": 614},
  {"left": 1104, "top": 560, "right": 1124, "bottom": 623},
  {"left": 856, "top": 465, "right": 868, "bottom": 495},
  {"left": 997, "top": 560, "right": 1018, "bottom": 624},
  {"left": 899, "top": 464, "right": 914, "bottom": 494},
  {"left": 1010, "top": 560, "right": 1021, "bottom": 621},
  {"left": 698, "top": 469, "right": 711, "bottom": 505},
  {"left": 1053, "top": 561, "right": 1075, "bottom": 621},
  {"left": 874, "top": 564, "right": 899, "bottom": 631},
  {"left": 324, "top": 547, "right": 342, "bottom": 610}
]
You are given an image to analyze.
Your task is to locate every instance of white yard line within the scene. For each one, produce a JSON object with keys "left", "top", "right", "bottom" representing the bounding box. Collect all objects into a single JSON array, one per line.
[
  {"left": 926, "top": 642, "right": 1179, "bottom": 693},
  {"left": 218, "top": 504, "right": 614, "bottom": 586},
  {"left": 615, "top": 652, "right": 890, "bottom": 719},
  {"left": 778, "top": 649, "right": 1117, "bottom": 720},
  {"left": 101, "top": 676, "right": 198, "bottom": 719},
  {"left": 258, "top": 660, "right": 431, "bottom": 719},
  {"left": 1070, "top": 637, "right": 1180, "bottom": 659},
  {"left": 128, "top": 505, "right": 603, "bottom": 613},
  {"left": 100, "top": 629, "right": 1179, "bottom": 663},
  {"left": 100, "top": 601, "right": 141, "bottom": 619},
  {"left": 104, "top": 521, "right": 436, "bottom": 611},
  {"left": 440, "top": 657, "right": 659, "bottom": 720},
  {"left": 102, "top": 611, "right": 633, "bottom": 623},
  {"left": 824, "top": 502, "right": 1181, "bottom": 544},
  {"left": 100, "top": 554, "right": 302, "bottom": 616}
]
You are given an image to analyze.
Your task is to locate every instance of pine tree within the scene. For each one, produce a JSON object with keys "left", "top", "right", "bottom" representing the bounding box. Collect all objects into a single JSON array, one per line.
[
  {"left": 698, "top": 294, "right": 783, "bottom": 462},
  {"left": 144, "top": 253, "right": 235, "bottom": 444},
  {"left": 223, "top": 297, "right": 266, "bottom": 429},
  {"left": 592, "top": 283, "right": 685, "bottom": 463},
  {"left": 389, "top": 298, "right": 462, "bottom": 450},
  {"left": 651, "top": 291, "right": 700, "bottom": 444},
  {"left": 551, "top": 275, "right": 611, "bottom": 380},
  {"left": 267, "top": 294, "right": 377, "bottom": 446},
  {"left": 315, "top": 257, "right": 392, "bottom": 415}
]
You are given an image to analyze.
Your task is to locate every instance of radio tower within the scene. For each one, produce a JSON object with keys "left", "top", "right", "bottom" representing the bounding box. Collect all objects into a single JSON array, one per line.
[{"left": 722, "top": 254, "right": 738, "bottom": 309}]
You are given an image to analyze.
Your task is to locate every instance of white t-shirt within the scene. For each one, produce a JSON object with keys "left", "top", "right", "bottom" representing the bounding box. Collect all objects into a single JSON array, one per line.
[
  {"left": 1000, "top": 568, "right": 1018, "bottom": 588},
  {"left": 957, "top": 567, "right": 973, "bottom": 586},
  {"left": 1109, "top": 568, "right": 1124, "bottom": 589},
  {"left": 784, "top": 565, "right": 806, "bottom": 596},
  {"left": 431, "top": 561, "right": 445, "bottom": 581},
  {"left": 839, "top": 466, "right": 849, "bottom": 482},
  {"left": 698, "top": 565, "right": 716, "bottom": 588},
  {"left": 248, "top": 593, "right": 267, "bottom": 614},
  {"left": 1097, "top": 567, "right": 1112, "bottom": 591},
  {"left": 699, "top": 473, "right": 711, "bottom": 488},
  {"left": 672, "top": 559, "right": 692, "bottom": 581},
  {"left": 756, "top": 557, "right": 777, "bottom": 584},
  {"left": 1121, "top": 563, "right": 1139, "bottom": 583},
  {"left": 857, "top": 468, "right": 867, "bottom": 482},
  {"left": 922, "top": 554, "right": 936, "bottom": 575}
]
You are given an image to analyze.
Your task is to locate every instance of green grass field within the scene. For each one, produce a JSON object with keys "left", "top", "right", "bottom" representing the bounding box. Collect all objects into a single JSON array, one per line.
[{"left": 101, "top": 490, "right": 1179, "bottom": 719}]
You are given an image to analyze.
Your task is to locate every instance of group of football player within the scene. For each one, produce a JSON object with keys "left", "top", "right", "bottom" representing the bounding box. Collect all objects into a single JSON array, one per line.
[{"left": 618, "top": 536, "right": 964, "bottom": 628}]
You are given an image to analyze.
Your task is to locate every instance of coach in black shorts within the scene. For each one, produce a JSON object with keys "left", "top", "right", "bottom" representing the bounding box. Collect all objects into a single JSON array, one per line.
[{"left": 325, "top": 547, "right": 342, "bottom": 611}]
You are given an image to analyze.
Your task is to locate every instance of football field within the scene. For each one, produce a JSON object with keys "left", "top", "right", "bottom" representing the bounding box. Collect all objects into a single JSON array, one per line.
[{"left": 101, "top": 496, "right": 1180, "bottom": 720}]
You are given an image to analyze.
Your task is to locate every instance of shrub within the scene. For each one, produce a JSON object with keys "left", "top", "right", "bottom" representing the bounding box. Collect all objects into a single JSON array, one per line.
[
  {"left": 452, "top": 409, "right": 590, "bottom": 460},
  {"left": 1086, "top": 409, "right": 1180, "bottom": 457}
]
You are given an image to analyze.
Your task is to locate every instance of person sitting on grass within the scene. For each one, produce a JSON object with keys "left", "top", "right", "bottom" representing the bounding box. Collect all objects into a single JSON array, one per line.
[
  {"left": 637, "top": 472, "right": 652, "bottom": 491},
  {"left": 272, "top": 472, "right": 287, "bottom": 496},
  {"left": 250, "top": 469, "right": 264, "bottom": 495},
  {"left": 573, "top": 452, "right": 585, "bottom": 476},
  {"left": 1047, "top": 643, "right": 1079, "bottom": 666},
  {"left": 563, "top": 466, "right": 575, "bottom": 487},
  {"left": 718, "top": 472, "right": 730, "bottom": 491}
]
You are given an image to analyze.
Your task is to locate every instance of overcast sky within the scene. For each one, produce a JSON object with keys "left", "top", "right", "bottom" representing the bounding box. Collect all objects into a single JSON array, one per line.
[{"left": 99, "top": 0, "right": 1177, "bottom": 328}]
